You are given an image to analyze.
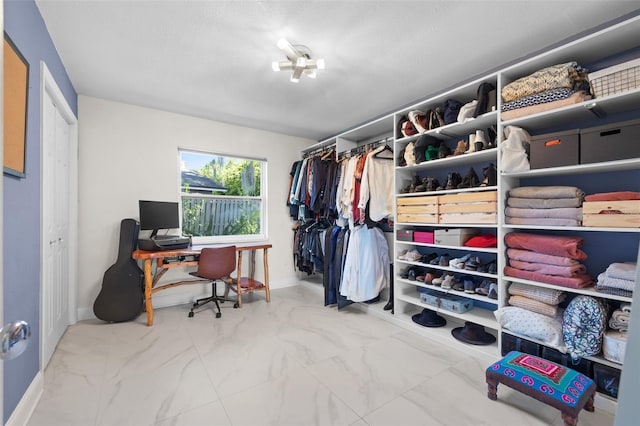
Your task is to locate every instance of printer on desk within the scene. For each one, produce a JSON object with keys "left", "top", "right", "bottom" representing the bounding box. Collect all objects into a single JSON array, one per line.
[{"left": 138, "top": 235, "right": 191, "bottom": 251}]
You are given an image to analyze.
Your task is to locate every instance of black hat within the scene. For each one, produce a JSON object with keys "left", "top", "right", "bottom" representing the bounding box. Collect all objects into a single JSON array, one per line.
[
  {"left": 451, "top": 321, "right": 496, "bottom": 345},
  {"left": 411, "top": 309, "right": 446, "bottom": 328}
]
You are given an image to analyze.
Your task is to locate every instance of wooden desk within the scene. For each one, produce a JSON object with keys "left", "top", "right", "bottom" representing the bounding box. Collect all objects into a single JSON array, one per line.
[{"left": 132, "top": 243, "right": 272, "bottom": 326}]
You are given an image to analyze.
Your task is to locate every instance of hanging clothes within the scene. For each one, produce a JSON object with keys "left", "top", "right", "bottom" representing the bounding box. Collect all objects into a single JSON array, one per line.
[
  {"left": 339, "top": 225, "right": 390, "bottom": 302},
  {"left": 358, "top": 145, "right": 394, "bottom": 222}
]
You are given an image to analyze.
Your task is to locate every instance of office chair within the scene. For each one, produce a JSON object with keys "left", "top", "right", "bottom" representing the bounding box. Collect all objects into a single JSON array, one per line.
[{"left": 188, "top": 246, "right": 236, "bottom": 319}]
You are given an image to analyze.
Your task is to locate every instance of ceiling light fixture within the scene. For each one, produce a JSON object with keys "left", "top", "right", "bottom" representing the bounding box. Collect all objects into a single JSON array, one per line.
[{"left": 272, "top": 38, "right": 325, "bottom": 83}]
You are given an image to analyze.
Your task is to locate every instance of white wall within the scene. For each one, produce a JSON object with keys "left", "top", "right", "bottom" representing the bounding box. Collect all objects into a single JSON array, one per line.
[{"left": 77, "top": 96, "right": 313, "bottom": 319}]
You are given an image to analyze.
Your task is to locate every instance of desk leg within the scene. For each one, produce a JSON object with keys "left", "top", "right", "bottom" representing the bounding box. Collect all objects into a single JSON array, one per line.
[
  {"left": 237, "top": 250, "right": 243, "bottom": 308},
  {"left": 263, "top": 248, "right": 271, "bottom": 302},
  {"left": 143, "top": 259, "right": 154, "bottom": 326}
]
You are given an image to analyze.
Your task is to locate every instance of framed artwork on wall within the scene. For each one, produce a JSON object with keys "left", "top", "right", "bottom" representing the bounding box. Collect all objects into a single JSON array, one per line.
[{"left": 3, "top": 32, "right": 29, "bottom": 178}]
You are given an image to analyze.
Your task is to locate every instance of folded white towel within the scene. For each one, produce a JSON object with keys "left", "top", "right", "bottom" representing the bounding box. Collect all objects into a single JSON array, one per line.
[
  {"left": 606, "top": 262, "right": 637, "bottom": 281},
  {"left": 621, "top": 303, "right": 632, "bottom": 314}
]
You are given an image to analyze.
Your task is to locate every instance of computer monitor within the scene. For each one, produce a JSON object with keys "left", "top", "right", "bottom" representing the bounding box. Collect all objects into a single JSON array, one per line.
[{"left": 138, "top": 200, "right": 179, "bottom": 238}]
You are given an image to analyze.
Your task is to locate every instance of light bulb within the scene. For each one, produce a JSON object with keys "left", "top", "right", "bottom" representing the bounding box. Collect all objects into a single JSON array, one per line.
[
  {"left": 316, "top": 58, "right": 325, "bottom": 70},
  {"left": 272, "top": 61, "right": 281, "bottom": 71}
]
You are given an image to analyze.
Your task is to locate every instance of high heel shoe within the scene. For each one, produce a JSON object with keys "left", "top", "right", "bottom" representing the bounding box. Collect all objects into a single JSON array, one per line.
[{"left": 479, "top": 163, "right": 497, "bottom": 187}]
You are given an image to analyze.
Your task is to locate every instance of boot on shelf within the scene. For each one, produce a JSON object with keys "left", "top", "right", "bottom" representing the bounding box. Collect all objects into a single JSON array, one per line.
[
  {"left": 452, "top": 140, "right": 467, "bottom": 156},
  {"left": 458, "top": 167, "right": 480, "bottom": 188}
]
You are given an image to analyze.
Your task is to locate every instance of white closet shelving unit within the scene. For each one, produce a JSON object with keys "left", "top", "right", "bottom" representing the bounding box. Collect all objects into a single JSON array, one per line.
[
  {"left": 302, "top": 13, "right": 640, "bottom": 403},
  {"left": 392, "top": 72, "right": 501, "bottom": 358}
]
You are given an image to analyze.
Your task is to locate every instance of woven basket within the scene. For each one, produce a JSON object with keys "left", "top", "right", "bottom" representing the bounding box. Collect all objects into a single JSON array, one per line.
[{"left": 588, "top": 57, "right": 640, "bottom": 98}]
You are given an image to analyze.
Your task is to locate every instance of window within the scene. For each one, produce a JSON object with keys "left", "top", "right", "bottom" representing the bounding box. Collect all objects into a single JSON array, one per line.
[{"left": 179, "top": 149, "right": 266, "bottom": 243}]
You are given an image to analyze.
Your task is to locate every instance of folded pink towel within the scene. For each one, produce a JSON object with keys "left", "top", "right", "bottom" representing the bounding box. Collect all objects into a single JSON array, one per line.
[
  {"left": 585, "top": 191, "right": 640, "bottom": 202},
  {"left": 504, "top": 266, "right": 593, "bottom": 288},
  {"left": 507, "top": 248, "right": 580, "bottom": 266},
  {"left": 505, "top": 207, "right": 582, "bottom": 219},
  {"left": 504, "top": 232, "right": 587, "bottom": 260},
  {"left": 505, "top": 217, "right": 581, "bottom": 226},
  {"left": 508, "top": 259, "right": 587, "bottom": 277}
]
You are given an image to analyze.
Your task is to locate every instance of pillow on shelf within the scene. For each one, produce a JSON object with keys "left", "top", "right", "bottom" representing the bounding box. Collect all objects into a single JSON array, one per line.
[{"left": 495, "top": 306, "right": 565, "bottom": 350}]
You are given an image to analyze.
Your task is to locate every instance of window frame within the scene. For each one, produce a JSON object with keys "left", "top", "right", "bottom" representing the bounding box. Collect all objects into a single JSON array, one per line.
[{"left": 178, "top": 148, "right": 267, "bottom": 244}]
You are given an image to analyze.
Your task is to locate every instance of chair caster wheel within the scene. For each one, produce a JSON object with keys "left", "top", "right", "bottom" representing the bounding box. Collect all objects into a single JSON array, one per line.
[
  {"left": 188, "top": 311, "right": 194, "bottom": 318},
  {"left": 216, "top": 312, "right": 222, "bottom": 318},
  {"left": 233, "top": 303, "right": 239, "bottom": 308}
]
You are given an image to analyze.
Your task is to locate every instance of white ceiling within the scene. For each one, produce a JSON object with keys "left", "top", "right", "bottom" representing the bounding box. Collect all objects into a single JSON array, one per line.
[{"left": 35, "top": 1, "right": 640, "bottom": 141}]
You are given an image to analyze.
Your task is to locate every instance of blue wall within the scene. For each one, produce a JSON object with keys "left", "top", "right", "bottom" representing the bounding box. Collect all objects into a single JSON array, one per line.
[{"left": 3, "top": 0, "right": 77, "bottom": 421}]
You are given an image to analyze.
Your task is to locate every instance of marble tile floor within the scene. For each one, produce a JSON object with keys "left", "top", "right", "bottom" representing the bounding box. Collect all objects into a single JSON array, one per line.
[{"left": 28, "top": 284, "right": 616, "bottom": 426}]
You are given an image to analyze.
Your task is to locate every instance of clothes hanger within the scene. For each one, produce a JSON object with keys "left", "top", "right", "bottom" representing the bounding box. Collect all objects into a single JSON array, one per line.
[{"left": 372, "top": 144, "right": 394, "bottom": 159}]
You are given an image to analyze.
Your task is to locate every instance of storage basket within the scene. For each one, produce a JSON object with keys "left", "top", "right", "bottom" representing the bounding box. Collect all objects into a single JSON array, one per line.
[{"left": 588, "top": 58, "right": 640, "bottom": 98}]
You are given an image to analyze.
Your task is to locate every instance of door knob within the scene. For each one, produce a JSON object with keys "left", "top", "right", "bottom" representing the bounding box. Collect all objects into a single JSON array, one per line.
[{"left": 0, "top": 321, "right": 31, "bottom": 360}]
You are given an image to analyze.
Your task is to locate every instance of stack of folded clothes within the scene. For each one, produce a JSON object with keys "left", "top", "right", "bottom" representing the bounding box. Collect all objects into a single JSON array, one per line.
[
  {"left": 501, "top": 62, "right": 592, "bottom": 121},
  {"left": 595, "top": 262, "right": 637, "bottom": 297},
  {"left": 495, "top": 282, "right": 568, "bottom": 350},
  {"left": 505, "top": 186, "right": 584, "bottom": 226},
  {"left": 609, "top": 303, "right": 632, "bottom": 332},
  {"left": 504, "top": 232, "right": 593, "bottom": 288},
  {"left": 507, "top": 282, "right": 566, "bottom": 317}
]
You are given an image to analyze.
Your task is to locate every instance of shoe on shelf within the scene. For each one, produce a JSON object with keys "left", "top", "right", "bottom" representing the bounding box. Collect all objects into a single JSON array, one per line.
[
  {"left": 438, "top": 254, "right": 451, "bottom": 266},
  {"left": 488, "top": 282, "right": 498, "bottom": 299},
  {"left": 432, "top": 275, "right": 446, "bottom": 286},
  {"left": 475, "top": 280, "right": 491, "bottom": 296},
  {"left": 464, "top": 279, "right": 478, "bottom": 294},
  {"left": 479, "top": 163, "right": 497, "bottom": 187},
  {"left": 424, "top": 272, "right": 439, "bottom": 284},
  {"left": 421, "top": 252, "right": 438, "bottom": 264},
  {"left": 441, "top": 274, "right": 459, "bottom": 290},
  {"left": 457, "top": 167, "right": 480, "bottom": 189},
  {"left": 404, "top": 250, "right": 423, "bottom": 262},
  {"left": 426, "top": 177, "right": 440, "bottom": 191},
  {"left": 445, "top": 172, "right": 462, "bottom": 190},
  {"left": 449, "top": 253, "right": 472, "bottom": 269},
  {"left": 397, "top": 250, "right": 408, "bottom": 260},
  {"left": 451, "top": 280, "right": 465, "bottom": 291},
  {"left": 452, "top": 140, "right": 467, "bottom": 156},
  {"left": 465, "top": 133, "right": 477, "bottom": 154},
  {"left": 464, "top": 256, "right": 482, "bottom": 271},
  {"left": 485, "top": 260, "right": 498, "bottom": 275},
  {"left": 438, "top": 142, "right": 451, "bottom": 159}
]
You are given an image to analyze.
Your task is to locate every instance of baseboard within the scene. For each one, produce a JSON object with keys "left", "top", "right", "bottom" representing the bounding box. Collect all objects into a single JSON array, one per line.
[
  {"left": 7, "top": 371, "right": 43, "bottom": 426},
  {"left": 78, "top": 278, "right": 302, "bottom": 320}
]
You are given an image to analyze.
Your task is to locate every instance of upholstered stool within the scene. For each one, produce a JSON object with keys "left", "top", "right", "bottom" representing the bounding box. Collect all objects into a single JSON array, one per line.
[{"left": 486, "top": 351, "right": 596, "bottom": 426}]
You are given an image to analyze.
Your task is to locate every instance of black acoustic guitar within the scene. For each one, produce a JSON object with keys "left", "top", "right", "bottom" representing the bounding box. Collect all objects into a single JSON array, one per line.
[{"left": 93, "top": 218, "right": 144, "bottom": 322}]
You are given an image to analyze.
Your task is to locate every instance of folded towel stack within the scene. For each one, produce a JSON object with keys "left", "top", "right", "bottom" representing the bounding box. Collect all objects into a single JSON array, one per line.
[
  {"left": 595, "top": 262, "right": 637, "bottom": 298},
  {"left": 504, "top": 232, "right": 593, "bottom": 289},
  {"left": 609, "top": 308, "right": 631, "bottom": 332},
  {"left": 505, "top": 186, "right": 584, "bottom": 226},
  {"left": 501, "top": 62, "right": 592, "bottom": 120},
  {"left": 507, "top": 282, "right": 566, "bottom": 317}
]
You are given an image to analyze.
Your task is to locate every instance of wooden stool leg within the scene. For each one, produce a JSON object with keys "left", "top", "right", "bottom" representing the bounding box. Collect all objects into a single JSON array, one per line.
[
  {"left": 561, "top": 412, "right": 578, "bottom": 426},
  {"left": 584, "top": 391, "right": 595, "bottom": 412},
  {"left": 486, "top": 378, "right": 498, "bottom": 401}
]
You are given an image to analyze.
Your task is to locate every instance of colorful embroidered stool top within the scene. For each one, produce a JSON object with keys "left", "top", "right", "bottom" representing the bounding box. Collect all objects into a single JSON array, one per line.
[{"left": 486, "top": 351, "right": 596, "bottom": 426}]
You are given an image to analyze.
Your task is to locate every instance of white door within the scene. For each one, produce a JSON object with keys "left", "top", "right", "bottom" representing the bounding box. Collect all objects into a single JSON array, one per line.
[{"left": 40, "top": 63, "right": 78, "bottom": 369}]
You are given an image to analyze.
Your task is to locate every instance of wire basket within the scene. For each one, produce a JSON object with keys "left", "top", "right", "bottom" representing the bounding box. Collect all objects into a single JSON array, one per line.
[{"left": 588, "top": 58, "right": 640, "bottom": 98}]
